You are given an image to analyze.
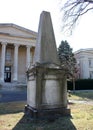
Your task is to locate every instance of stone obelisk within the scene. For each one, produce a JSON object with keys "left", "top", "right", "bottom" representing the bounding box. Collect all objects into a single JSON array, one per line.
[
  {"left": 25, "top": 11, "right": 70, "bottom": 119},
  {"left": 33, "top": 11, "right": 60, "bottom": 65}
]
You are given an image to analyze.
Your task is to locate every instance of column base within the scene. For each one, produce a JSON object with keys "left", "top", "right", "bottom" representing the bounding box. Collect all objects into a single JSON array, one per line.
[
  {"left": 12, "top": 79, "right": 18, "bottom": 83},
  {"left": 25, "top": 105, "right": 71, "bottom": 120},
  {"left": 0, "top": 79, "right": 4, "bottom": 83}
]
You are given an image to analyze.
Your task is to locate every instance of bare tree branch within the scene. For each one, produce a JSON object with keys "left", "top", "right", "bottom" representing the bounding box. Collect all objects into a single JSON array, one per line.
[
  {"left": 80, "top": 7, "right": 93, "bottom": 15},
  {"left": 61, "top": 0, "right": 93, "bottom": 34}
]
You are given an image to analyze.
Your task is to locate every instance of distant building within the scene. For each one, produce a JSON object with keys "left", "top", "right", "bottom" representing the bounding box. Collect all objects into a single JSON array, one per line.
[
  {"left": 74, "top": 48, "right": 93, "bottom": 79},
  {"left": 0, "top": 23, "right": 37, "bottom": 85}
]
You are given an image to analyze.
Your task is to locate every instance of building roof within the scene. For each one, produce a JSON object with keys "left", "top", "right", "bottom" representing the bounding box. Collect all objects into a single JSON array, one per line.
[
  {"left": 0, "top": 23, "right": 37, "bottom": 36},
  {"left": 0, "top": 23, "right": 37, "bottom": 40},
  {"left": 74, "top": 48, "right": 93, "bottom": 54}
]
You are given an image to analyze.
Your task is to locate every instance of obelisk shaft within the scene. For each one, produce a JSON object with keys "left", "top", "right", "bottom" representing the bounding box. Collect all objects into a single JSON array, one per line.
[{"left": 33, "top": 11, "right": 60, "bottom": 65}]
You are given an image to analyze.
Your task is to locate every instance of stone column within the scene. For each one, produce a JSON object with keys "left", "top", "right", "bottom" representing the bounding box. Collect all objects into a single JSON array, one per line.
[
  {"left": 83, "top": 57, "right": 89, "bottom": 78},
  {"left": 26, "top": 46, "right": 32, "bottom": 69},
  {"left": 13, "top": 44, "right": 19, "bottom": 82},
  {"left": 0, "top": 42, "right": 7, "bottom": 82}
]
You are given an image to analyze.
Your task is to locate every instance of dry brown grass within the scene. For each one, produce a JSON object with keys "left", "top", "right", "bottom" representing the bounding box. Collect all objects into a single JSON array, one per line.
[{"left": 0, "top": 91, "right": 93, "bottom": 130}]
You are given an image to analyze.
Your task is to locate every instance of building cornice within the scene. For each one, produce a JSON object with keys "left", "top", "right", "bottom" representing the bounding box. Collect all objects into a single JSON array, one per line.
[
  {"left": 0, "top": 35, "right": 36, "bottom": 46},
  {"left": 0, "top": 32, "right": 36, "bottom": 40}
]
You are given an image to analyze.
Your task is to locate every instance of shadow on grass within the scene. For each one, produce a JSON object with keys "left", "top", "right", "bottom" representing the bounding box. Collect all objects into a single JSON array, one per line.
[
  {"left": 0, "top": 101, "right": 26, "bottom": 115},
  {"left": 13, "top": 114, "right": 77, "bottom": 130}
]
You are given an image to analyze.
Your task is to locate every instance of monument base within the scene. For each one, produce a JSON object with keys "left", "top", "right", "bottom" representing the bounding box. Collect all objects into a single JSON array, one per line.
[{"left": 25, "top": 105, "right": 70, "bottom": 120}]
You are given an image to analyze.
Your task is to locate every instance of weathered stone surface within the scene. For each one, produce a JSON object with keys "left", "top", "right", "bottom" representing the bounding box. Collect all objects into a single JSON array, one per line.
[
  {"left": 27, "top": 79, "right": 36, "bottom": 107},
  {"left": 26, "top": 11, "right": 70, "bottom": 119},
  {"left": 33, "top": 11, "right": 60, "bottom": 65}
]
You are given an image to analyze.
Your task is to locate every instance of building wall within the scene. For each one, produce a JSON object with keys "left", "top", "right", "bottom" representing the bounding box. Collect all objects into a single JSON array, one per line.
[
  {"left": 75, "top": 49, "right": 93, "bottom": 79},
  {"left": 18, "top": 46, "right": 26, "bottom": 83}
]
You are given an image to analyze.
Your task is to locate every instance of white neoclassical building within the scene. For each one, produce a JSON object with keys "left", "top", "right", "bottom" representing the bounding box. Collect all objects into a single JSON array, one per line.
[
  {"left": 0, "top": 23, "right": 37, "bottom": 85},
  {"left": 74, "top": 48, "right": 93, "bottom": 79}
]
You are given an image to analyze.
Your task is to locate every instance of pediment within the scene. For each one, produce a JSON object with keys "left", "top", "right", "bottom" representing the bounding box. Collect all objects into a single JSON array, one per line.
[{"left": 0, "top": 23, "right": 37, "bottom": 39}]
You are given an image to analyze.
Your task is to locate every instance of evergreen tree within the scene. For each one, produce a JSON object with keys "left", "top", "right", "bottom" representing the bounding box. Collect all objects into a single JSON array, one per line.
[
  {"left": 58, "top": 40, "right": 77, "bottom": 79},
  {"left": 58, "top": 40, "right": 77, "bottom": 91}
]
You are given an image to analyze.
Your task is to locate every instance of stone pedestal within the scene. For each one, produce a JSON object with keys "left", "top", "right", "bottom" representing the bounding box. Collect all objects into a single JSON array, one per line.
[
  {"left": 25, "top": 11, "right": 70, "bottom": 119},
  {"left": 25, "top": 63, "right": 70, "bottom": 119}
]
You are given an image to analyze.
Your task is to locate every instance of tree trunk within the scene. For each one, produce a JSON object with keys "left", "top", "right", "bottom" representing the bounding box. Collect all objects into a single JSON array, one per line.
[{"left": 73, "top": 77, "right": 75, "bottom": 93}]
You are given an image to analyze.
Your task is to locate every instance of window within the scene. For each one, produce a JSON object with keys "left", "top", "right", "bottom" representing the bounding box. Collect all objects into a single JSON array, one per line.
[
  {"left": 89, "top": 71, "right": 93, "bottom": 79},
  {"left": 89, "top": 58, "right": 93, "bottom": 68},
  {"left": 5, "top": 66, "right": 11, "bottom": 71},
  {"left": 77, "top": 60, "right": 80, "bottom": 67},
  {"left": 5, "top": 48, "right": 11, "bottom": 61}
]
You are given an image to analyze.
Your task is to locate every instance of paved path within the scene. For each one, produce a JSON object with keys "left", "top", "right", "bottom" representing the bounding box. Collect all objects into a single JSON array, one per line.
[
  {"left": 0, "top": 90, "right": 27, "bottom": 103},
  {"left": 69, "top": 99, "right": 93, "bottom": 105}
]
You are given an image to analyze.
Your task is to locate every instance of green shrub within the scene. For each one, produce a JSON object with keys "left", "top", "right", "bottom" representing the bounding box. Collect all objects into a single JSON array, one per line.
[{"left": 67, "top": 79, "right": 93, "bottom": 90}]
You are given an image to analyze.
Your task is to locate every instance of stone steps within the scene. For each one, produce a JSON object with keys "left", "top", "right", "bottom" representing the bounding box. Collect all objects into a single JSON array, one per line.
[{"left": 0, "top": 83, "right": 27, "bottom": 91}]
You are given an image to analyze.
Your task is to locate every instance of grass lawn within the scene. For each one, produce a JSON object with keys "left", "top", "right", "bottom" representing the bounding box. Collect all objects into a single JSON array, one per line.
[
  {"left": 68, "top": 90, "right": 93, "bottom": 101},
  {"left": 0, "top": 91, "right": 93, "bottom": 130}
]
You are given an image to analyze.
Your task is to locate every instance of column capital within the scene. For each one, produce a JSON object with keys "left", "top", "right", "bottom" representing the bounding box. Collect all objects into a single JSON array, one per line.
[
  {"left": 14, "top": 44, "right": 20, "bottom": 47},
  {"left": 26, "top": 45, "right": 33, "bottom": 48},
  {"left": 1, "top": 42, "right": 7, "bottom": 45}
]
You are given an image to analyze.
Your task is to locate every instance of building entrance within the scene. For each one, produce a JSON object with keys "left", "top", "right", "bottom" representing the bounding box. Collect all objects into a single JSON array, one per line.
[{"left": 4, "top": 66, "right": 11, "bottom": 82}]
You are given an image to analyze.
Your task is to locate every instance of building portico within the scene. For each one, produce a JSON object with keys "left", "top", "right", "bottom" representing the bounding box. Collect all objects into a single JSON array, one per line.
[{"left": 0, "top": 23, "right": 37, "bottom": 85}]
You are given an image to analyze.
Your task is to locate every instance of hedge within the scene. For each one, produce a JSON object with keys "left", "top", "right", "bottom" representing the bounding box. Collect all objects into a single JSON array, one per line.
[{"left": 67, "top": 79, "right": 93, "bottom": 90}]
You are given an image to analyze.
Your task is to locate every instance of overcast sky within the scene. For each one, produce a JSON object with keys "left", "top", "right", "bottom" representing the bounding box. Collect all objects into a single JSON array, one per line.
[{"left": 0, "top": 0, "right": 93, "bottom": 52}]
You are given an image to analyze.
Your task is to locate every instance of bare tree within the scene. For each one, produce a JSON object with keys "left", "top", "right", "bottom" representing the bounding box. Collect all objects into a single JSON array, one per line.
[{"left": 61, "top": 0, "right": 93, "bottom": 34}]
